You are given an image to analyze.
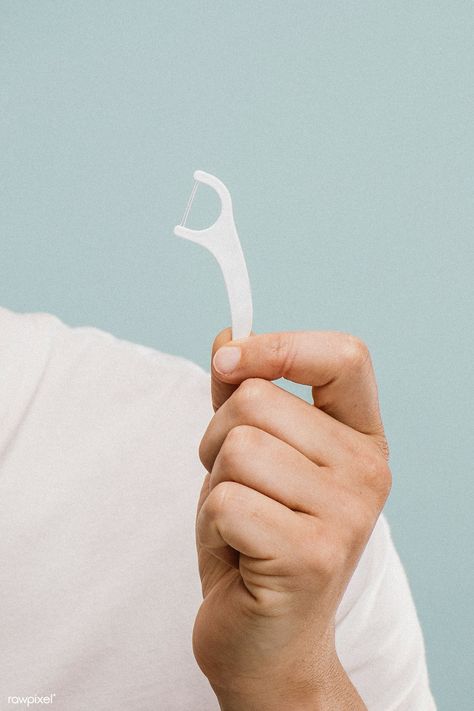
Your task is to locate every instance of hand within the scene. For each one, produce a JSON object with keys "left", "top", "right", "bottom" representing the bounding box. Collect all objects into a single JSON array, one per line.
[{"left": 193, "top": 329, "right": 391, "bottom": 710}]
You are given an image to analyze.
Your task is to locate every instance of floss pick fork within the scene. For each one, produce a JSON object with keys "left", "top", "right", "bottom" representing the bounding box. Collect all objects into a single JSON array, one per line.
[{"left": 174, "top": 170, "right": 253, "bottom": 340}]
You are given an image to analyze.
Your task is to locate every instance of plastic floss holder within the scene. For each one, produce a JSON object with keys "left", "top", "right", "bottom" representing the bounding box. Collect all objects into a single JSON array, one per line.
[{"left": 174, "top": 170, "right": 253, "bottom": 340}]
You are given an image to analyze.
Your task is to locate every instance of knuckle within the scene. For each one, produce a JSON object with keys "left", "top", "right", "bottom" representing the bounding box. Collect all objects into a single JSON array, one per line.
[
  {"left": 268, "top": 332, "right": 297, "bottom": 378},
  {"left": 204, "top": 480, "right": 236, "bottom": 520},
  {"left": 234, "top": 377, "right": 270, "bottom": 414},
  {"left": 198, "top": 425, "right": 214, "bottom": 472},
  {"left": 361, "top": 452, "right": 392, "bottom": 501},
  {"left": 341, "top": 334, "right": 371, "bottom": 371},
  {"left": 376, "top": 460, "right": 392, "bottom": 500},
  {"left": 309, "top": 538, "right": 345, "bottom": 580},
  {"left": 298, "top": 523, "right": 346, "bottom": 581},
  {"left": 218, "top": 425, "right": 255, "bottom": 468}
]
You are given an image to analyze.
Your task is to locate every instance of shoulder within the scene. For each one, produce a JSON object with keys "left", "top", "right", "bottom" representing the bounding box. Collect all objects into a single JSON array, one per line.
[
  {"left": 0, "top": 305, "right": 210, "bottom": 389},
  {"left": 0, "top": 306, "right": 212, "bottom": 451}
]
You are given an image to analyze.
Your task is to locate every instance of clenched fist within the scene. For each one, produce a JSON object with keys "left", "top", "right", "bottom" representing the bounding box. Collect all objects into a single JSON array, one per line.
[{"left": 193, "top": 329, "right": 391, "bottom": 711}]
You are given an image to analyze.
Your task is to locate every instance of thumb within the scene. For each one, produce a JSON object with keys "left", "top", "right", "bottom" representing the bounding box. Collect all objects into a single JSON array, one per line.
[
  {"left": 211, "top": 330, "right": 385, "bottom": 438},
  {"left": 211, "top": 327, "right": 255, "bottom": 411}
]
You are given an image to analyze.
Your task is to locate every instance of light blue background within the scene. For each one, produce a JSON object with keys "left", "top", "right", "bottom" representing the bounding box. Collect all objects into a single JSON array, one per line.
[{"left": 2, "top": 2, "right": 473, "bottom": 707}]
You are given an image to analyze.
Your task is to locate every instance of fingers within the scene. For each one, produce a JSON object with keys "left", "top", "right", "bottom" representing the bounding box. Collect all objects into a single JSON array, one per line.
[
  {"left": 196, "top": 479, "right": 312, "bottom": 565},
  {"left": 201, "top": 424, "right": 388, "bottom": 542},
  {"left": 207, "top": 425, "right": 332, "bottom": 517},
  {"left": 197, "top": 425, "right": 391, "bottom": 572},
  {"left": 212, "top": 330, "right": 383, "bottom": 435},
  {"left": 200, "top": 377, "right": 369, "bottom": 473}
]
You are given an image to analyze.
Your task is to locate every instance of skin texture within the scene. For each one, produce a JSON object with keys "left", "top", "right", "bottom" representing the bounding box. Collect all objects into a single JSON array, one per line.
[{"left": 194, "top": 328, "right": 392, "bottom": 710}]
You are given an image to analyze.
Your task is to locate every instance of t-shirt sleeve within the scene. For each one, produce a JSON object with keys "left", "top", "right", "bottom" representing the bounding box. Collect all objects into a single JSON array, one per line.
[{"left": 335, "top": 514, "right": 436, "bottom": 710}]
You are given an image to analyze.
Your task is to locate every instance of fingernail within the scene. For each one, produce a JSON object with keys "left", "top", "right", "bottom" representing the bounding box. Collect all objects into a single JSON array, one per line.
[{"left": 213, "top": 346, "right": 241, "bottom": 374}]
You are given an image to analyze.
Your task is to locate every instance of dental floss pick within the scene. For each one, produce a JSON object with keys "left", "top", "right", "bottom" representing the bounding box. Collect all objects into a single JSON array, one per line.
[{"left": 174, "top": 170, "right": 253, "bottom": 340}]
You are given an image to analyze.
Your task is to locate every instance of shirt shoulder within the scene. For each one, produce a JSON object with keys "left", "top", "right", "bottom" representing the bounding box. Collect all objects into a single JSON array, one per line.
[
  {"left": 336, "top": 513, "right": 436, "bottom": 709},
  {"left": 0, "top": 307, "right": 217, "bottom": 709},
  {"left": 0, "top": 306, "right": 212, "bottom": 456}
]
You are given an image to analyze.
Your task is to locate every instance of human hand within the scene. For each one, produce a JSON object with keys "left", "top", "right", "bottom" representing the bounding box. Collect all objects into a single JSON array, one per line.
[{"left": 194, "top": 329, "right": 391, "bottom": 710}]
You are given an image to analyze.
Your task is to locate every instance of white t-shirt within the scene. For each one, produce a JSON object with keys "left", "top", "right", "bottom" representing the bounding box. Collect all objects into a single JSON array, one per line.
[{"left": 0, "top": 307, "right": 435, "bottom": 710}]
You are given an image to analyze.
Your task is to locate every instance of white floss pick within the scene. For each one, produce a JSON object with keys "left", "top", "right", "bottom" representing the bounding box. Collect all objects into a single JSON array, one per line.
[{"left": 174, "top": 170, "right": 253, "bottom": 340}]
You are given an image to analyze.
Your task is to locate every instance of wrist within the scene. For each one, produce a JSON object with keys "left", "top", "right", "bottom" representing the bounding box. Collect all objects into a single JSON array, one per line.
[{"left": 213, "top": 655, "right": 366, "bottom": 711}]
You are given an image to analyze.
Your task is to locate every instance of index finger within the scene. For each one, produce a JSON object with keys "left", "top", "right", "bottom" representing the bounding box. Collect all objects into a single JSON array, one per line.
[{"left": 212, "top": 330, "right": 384, "bottom": 437}]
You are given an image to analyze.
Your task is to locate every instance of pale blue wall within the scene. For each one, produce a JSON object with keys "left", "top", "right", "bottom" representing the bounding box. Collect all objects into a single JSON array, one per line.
[{"left": 2, "top": 2, "right": 473, "bottom": 707}]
